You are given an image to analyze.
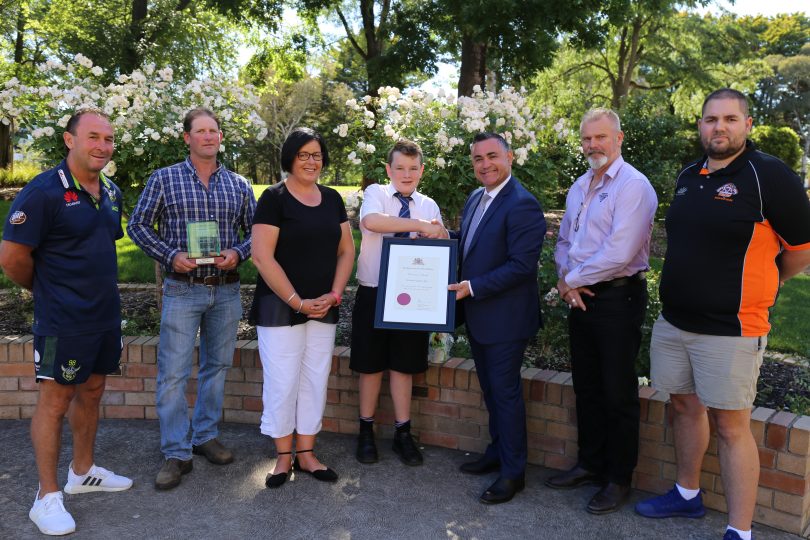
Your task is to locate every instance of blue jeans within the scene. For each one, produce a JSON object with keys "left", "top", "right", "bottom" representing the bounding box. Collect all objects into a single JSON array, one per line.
[{"left": 156, "top": 278, "right": 242, "bottom": 460}]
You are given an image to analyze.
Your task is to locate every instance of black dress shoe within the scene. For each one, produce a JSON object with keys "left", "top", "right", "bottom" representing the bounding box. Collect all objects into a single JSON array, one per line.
[
  {"left": 544, "top": 465, "right": 602, "bottom": 489},
  {"left": 293, "top": 451, "right": 338, "bottom": 483},
  {"left": 479, "top": 476, "right": 525, "bottom": 504},
  {"left": 356, "top": 430, "right": 378, "bottom": 464},
  {"left": 392, "top": 430, "right": 423, "bottom": 466},
  {"left": 587, "top": 483, "right": 631, "bottom": 514},
  {"left": 459, "top": 456, "right": 501, "bottom": 475}
]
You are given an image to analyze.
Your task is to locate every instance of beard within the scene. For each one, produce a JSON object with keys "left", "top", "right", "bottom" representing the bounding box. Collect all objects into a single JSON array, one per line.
[
  {"left": 703, "top": 135, "right": 746, "bottom": 160},
  {"left": 587, "top": 154, "right": 608, "bottom": 170}
]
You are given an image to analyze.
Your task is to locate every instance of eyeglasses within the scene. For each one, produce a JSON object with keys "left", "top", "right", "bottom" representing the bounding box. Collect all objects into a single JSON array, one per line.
[{"left": 296, "top": 152, "right": 323, "bottom": 162}]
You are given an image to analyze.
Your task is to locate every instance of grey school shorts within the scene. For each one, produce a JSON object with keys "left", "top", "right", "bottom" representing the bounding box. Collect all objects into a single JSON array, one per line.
[{"left": 650, "top": 315, "right": 766, "bottom": 410}]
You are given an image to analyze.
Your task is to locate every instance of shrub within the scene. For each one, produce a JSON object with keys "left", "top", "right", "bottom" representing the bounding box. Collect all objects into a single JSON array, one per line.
[
  {"left": 750, "top": 125, "right": 802, "bottom": 172},
  {"left": 1, "top": 55, "right": 267, "bottom": 211},
  {"left": 0, "top": 161, "right": 43, "bottom": 187}
]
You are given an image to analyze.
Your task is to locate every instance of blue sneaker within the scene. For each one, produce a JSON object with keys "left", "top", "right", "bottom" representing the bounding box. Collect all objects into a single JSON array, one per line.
[
  {"left": 722, "top": 530, "right": 752, "bottom": 540},
  {"left": 634, "top": 486, "right": 706, "bottom": 518}
]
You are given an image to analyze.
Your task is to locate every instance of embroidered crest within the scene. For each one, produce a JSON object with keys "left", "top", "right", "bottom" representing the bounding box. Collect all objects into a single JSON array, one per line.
[
  {"left": 9, "top": 210, "right": 26, "bottom": 224},
  {"left": 61, "top": 359, "right": 81, "bottom": 382},
  {"left": 676, "top": 186, "right": 688, "bottom": 196},
  {"left": 715, "top": 182, "right": 738, "bottom": 202},
  {"left": 598, "top": 193, "right": 609, "bottom": 202}
]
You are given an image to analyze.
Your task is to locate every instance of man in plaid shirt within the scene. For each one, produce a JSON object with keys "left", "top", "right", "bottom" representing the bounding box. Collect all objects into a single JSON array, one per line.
[{"left": 128, "top": 108, "right": 256, "bottom": 490}]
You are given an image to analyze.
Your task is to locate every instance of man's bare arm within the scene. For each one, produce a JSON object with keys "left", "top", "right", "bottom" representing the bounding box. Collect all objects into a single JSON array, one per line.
[
  {"left": 0, "top": 240, "right": 35, "bottom": 290},
  {"left": 778, "top": 249, "right": 810, "bottom": 284}
]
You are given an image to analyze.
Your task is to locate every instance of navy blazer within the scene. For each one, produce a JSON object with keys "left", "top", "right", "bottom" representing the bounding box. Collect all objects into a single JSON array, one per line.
[{"left": 457, "top": 176, "right": 546, "bottom": 345}]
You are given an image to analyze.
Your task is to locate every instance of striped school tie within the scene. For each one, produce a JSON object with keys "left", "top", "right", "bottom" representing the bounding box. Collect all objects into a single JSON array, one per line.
[{"left": 394, "top": 192, "right": 413, "bottom": 238}]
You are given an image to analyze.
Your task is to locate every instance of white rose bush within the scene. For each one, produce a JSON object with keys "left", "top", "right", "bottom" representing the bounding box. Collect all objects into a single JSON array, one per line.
[
  {"left": 1, "top": 53, "right": 267, "bottom": 209},
  {"left": 334, "top": 85, "right": 546, "bottom": 223}
]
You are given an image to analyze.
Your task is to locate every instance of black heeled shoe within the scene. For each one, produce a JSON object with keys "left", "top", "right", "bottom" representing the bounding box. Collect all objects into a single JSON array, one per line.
[
  {"left": 292, "top": 449, "right": 338, "bottom": 482},
  {"left": 265, "top": 451, "right": 292, "bottom": 488}
]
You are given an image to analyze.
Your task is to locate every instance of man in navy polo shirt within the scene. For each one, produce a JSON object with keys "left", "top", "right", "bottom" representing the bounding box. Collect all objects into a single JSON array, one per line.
[{"left": 0, "top": 109, "right": 132, "bottom": 536}]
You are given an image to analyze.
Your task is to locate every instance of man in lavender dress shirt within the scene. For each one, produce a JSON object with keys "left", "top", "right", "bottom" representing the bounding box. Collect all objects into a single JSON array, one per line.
[{"left": 545, "top": 108, "right": 657, "bottom": 514}]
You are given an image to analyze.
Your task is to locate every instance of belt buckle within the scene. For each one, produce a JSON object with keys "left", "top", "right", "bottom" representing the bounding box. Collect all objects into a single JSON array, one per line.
[{"left": 202, "top": 275, "right": 220, "bottom": 286}]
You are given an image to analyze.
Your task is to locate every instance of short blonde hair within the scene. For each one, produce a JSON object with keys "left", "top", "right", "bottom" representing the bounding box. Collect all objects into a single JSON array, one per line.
[{"left": 580, "top": 108, "right": 622, "bottom": 133}]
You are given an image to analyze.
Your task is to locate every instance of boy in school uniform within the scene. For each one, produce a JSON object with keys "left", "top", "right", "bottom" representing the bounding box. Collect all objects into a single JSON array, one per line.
[{"left": 350, "top": 138, "right": 448, "bottom": 465}]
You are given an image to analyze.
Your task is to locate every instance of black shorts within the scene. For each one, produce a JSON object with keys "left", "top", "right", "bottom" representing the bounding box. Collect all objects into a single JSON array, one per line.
[
  {"left": 34, "top": 328, "right": 123, "bottom": 385},
  {"left": 350, "top": 285, "right": 429, "bottom": 374}
]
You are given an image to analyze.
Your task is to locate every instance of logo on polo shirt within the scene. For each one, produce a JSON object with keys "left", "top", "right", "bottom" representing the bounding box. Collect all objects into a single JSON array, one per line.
[
  {"left": 715, "top": 182, "right": 738, "bottom": 202},
  {"left": 676, "top": 186, "right": 687, "bottom": 196},
  {"left": 61, "top": 359, "right": 81, "bottom": 382},
  {"left": 64, "top": 191, "right": 80, "bottom": 207},
  {"left": 9, "top": 210, "right": 26, "bottom": 224},
  {"left": 599, "top": 193, "right": 608, "bottom": 202}
]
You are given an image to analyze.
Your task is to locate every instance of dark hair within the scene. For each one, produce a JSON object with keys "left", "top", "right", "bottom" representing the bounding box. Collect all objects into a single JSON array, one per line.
[
  {"left": 65, "top": 107, "right": 110, "bottom": 136},
  {"left": 64, "top": 107, "right": 110, "bottom": 154},
  {"left": 280, "top": 127, "right": 330, "bottom": 172},
  {"left": 183, "top": 108, "right": 220, "bottom": 132},
  {"left": 471, "top": 131, "right": 510, "bottom": 152},
  {"left": 701, "top": 88, "right": 750, "bottom": 117},
  {"left": 387, "top": 138, "right": 423, "bottom": 165}
]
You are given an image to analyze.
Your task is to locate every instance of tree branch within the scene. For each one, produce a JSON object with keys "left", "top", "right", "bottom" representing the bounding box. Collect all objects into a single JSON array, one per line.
[{"left": 336, "top": 7, "right": 367, "bottom": 59}]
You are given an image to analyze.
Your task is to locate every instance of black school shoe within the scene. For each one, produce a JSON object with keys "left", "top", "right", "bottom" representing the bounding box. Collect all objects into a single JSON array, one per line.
[
  {"left": 392, "top": 430, "right": 423, "bottom": 466},
  {"left": 356, "top": 430, "right": 379, "bottom": 464}
]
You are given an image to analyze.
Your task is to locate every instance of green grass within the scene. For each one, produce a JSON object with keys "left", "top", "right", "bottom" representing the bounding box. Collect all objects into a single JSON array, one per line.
[
  {"left": 0, "top": 162, "right": 43, "bottom": 187},
  {"left": 768, "top": 274, "right": 810, "bottom": 357}
]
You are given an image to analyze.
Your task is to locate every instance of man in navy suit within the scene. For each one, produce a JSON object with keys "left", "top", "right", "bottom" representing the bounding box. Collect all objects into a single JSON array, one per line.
[{"left": 449, "top": 132, "right": 546, "bottom": 504}]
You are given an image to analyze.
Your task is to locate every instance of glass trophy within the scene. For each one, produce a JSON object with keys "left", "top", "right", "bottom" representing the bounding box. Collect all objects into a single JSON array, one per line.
[{"left": 186, "top": 220, "right": 224, "bottom": 265}]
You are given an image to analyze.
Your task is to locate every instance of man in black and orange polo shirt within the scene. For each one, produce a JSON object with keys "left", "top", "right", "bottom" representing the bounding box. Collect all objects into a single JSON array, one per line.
[{"left": 635, "top": 89, "right": 810, "bottom": 540}]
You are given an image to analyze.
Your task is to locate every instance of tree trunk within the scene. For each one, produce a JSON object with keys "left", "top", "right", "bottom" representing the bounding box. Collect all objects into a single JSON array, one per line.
[
  {"left": 458, "top": 36, "right": 487, "bottom": 97},
  {"left": 0, "top": 120, "right": 12, "bottom": 170},
  {"left": 121, "top": 0, "right": 148, "bottom": 75}
]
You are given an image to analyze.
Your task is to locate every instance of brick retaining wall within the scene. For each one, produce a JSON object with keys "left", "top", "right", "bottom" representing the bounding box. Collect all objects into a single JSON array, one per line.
[{"left": 2, "top": 335, "right": 810, "bottom": 536}]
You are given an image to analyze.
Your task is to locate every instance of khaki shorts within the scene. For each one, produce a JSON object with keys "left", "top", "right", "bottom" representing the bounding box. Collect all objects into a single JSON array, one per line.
[{"left": 650, "top": 316, "right": 766, "bottom": 410}]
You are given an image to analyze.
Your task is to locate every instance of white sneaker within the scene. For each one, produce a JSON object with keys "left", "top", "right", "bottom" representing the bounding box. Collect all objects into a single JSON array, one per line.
[
  {"left": 29, "top": 490, "right": 76, "bottom": 536},
  {"left": 63, "top": 462, "right": 133, "bottom": 494}
]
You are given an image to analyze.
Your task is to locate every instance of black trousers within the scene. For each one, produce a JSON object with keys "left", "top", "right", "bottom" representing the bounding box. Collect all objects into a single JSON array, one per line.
[{"left": 569, "top": 280, "right": 646, "bottom": 485}]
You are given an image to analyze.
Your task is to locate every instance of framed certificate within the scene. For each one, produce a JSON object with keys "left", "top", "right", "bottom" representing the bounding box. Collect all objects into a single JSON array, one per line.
[
  {"left": 374, "top": 237, "right": 458, "bottom": 332},
  {"left": 186, "top": 220, "right": 224, "bottom": 265}
]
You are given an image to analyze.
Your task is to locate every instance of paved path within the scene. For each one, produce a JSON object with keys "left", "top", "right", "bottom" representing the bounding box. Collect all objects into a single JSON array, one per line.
[{"left": 0, "top": 420, "right": 801, "bottom": 540}]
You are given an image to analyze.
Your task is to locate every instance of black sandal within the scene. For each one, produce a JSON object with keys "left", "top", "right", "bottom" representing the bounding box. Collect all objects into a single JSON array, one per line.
[
  {"left": 293, "top": 449, "right": 338, "bottom": 482},
  {"left": 265, "top": 451, "right": 293, "bottom": 488}
]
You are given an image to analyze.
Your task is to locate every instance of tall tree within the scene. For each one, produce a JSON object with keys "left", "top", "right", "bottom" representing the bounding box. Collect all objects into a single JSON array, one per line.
[
  {"left": 299, "top": 0, "right": 438, "bottom": 94},
  {"left": 434, "top": 0, "right": 602, "bottom": 96}
]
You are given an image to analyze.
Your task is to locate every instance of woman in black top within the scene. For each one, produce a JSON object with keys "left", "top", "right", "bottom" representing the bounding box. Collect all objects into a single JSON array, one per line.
[{"left": 250, "top": 128, "right": 355, "bottom": 488}]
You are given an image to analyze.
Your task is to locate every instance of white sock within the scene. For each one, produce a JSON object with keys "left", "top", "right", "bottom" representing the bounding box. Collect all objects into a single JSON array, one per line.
[
  {"left": 726, "top": 525, "right": 751, "bottom": 540},
  {"left": 675, "top": 483, "right": 700, "bottom": 500}
]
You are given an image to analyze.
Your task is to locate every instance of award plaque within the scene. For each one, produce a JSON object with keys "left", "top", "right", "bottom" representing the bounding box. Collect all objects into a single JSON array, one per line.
[
  {"left": 373, "top": 237, "right": 457, "bottom": 332},
  {"left": 186, "top": 221, "right": 224, "bottom": 265}
]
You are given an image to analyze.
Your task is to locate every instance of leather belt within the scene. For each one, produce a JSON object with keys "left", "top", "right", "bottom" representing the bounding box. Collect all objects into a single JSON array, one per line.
[
  {"left": 589, "top": 272, "right": 646, "bottom": 292},
  {"left": 165, "top": 272, "right": 240, "bottom": 286}
]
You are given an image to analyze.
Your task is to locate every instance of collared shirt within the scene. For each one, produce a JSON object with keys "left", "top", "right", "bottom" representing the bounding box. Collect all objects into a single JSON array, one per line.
[
  {"left": 127, "top": 157, "right": 256, "bottom": 277},
  {"left": 3, "top": 160, "right": 123, "bottom": 336},
  {"left": 555, "top": 156, "right": 658, "bottom": 289},
  {"left": 356, "top": 182, "right": 442, "bottom": 287},
  {"left": 660, "top": 141, "right": 810, "bottom": 336}
]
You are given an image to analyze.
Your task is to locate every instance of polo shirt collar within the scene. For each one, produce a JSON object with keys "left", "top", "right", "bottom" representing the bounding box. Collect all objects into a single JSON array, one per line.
[
  {"left": 57, "top": 159, "right": 111, "bottom": 192},
  {"left": 699, "top": 140, "right": 757, "bottom": 176}
]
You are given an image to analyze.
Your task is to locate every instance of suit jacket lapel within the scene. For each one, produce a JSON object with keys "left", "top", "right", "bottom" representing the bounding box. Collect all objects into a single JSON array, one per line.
[
  {"left": 462, "top": 189, "right": 484, "bottom": 240},
  {"left": 465, "top": 178, "right": 515, "bottom": 258}
]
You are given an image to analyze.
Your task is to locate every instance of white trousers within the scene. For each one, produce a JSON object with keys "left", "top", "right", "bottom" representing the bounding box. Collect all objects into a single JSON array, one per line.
[{"left": 257, "top": 321, "right": 337, "bottom": 438}]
